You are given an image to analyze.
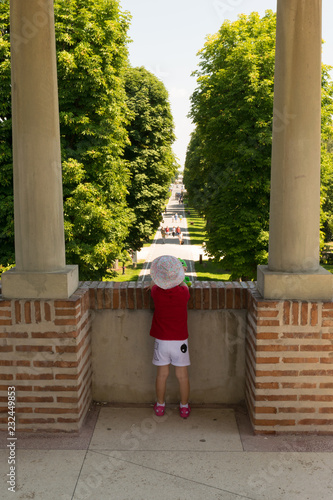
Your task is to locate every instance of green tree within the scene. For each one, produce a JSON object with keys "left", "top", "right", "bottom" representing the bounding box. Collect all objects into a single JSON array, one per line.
[
  {"left": 185, "top": 11, "right": 333, "bottom": 279},
  {"left": 185, "top": 11, "right": 276, "bottom": 280},
  {"left": 0, "top": 1, "right": 13, "bottom": 269},
  {"left": 320, "top": 65, "right": 333, "bottom": 242},
  {"left": 0, "top": 0, "right": 134, "bottom": 279},
  {"left": 123, "top": 67, "right": 178, "bottom": 251}
]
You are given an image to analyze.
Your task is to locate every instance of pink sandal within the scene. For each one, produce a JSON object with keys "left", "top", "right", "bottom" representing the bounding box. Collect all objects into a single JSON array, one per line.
[
  {"left": 154, "top": 403, "right": 165, "bottom": 416},
  {"left": 179, "top": 405, "right": 191, "bottom": 418}
]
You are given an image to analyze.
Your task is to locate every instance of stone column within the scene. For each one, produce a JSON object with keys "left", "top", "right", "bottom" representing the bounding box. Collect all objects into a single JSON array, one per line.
[
  {"left": 257, "top": 0, "right": 332, "bottom": 300},
  {"left": 2, "top": 0, "right": 78, "bottom": 299}
]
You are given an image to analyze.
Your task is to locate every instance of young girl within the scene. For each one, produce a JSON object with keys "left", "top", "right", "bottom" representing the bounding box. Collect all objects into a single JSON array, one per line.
[{"left": 149, "top": 255, "right": 191, "bottom": 418}]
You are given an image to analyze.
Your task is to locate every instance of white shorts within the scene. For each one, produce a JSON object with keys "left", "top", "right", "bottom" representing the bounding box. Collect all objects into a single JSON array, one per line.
[{"left": 152, "top": 339, "right": 190, "bottom": 367}]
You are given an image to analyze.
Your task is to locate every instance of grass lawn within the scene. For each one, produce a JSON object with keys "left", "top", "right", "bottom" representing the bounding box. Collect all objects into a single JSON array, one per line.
[
  {"left": 104, "top": 260, "right": 145, "bottom": 282},
  {"left": 184, "top": 202, "right": 232, "bottom": 281},
  {"left": 195, "top": 260, "right": 232, "bottom": 281},
  {"left": 183, "top": 203, "right": 207, "bottom": 246}
]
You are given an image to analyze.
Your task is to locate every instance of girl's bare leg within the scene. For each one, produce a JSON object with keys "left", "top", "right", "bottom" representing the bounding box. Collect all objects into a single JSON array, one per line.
[
  {"left": 175, "top": 366, "right": 190, "bottom": 405},
  {"left": 156, "top": 365, "right": 170, "bottom": 404}
]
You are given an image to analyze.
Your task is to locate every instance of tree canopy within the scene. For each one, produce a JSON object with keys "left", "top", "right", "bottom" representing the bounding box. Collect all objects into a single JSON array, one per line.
[
  {"left": 124, "top": 66, "right": 178, "bottom": 251},
  {"left": 184, "top": 10, "right": 333, "bottom": 280}
]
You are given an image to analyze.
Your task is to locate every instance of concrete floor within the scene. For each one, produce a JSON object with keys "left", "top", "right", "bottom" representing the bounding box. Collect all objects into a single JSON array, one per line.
[{"left": 1, "top": 404, "right": 333, "bottom": 499}]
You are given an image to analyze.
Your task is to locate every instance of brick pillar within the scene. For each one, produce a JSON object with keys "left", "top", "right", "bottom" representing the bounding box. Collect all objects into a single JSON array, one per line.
[
  {"left": 246, "top": 289, "right": 333, "bottom": 434},
  {"left": 0, "top": 286, "right": 92, "bottom": 432}
]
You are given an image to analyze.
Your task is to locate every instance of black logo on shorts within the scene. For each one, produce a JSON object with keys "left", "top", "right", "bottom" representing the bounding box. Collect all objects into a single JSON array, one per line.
[{"left": 181, "top": 344, "right": 187, "bottom": 353}]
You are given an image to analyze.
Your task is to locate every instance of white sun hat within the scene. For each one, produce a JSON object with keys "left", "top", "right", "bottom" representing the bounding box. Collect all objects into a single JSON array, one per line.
[{"left": 150, "top": 255, "right": 185, "bottom": 290}]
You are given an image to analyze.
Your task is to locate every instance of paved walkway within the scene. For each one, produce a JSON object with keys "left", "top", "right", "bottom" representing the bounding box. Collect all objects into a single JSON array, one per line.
[
  {"left": 137, "top": 187, "right": 207, "bottom": 283},
  {"left": 1, "top": 188, "right": 333, "bottom": 499},
  {"left": 1, "top": 404, "right": 333, "bottom": 499}
]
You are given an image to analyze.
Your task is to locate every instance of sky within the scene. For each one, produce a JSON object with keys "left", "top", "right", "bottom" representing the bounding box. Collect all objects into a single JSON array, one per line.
[{"left": 119, "top": 0, "right": 333, "bottom": 169}]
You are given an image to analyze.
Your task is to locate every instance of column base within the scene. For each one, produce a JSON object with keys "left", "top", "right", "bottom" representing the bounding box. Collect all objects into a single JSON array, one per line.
[
  {"left": 257, "top": 265, "right": 333, "bottom": 301},
  {"left": 1, "top": 265, "right": 79, "bottom": 299}
]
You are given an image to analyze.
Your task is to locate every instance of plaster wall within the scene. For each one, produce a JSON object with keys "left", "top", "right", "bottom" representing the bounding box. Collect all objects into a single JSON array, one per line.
[{"left": 91, "top": 309, "right": 246, "bottom": 404}]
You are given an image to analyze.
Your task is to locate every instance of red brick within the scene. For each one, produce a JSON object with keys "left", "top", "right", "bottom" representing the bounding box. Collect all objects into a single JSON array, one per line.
[
  {"left": 16, "top": 345, "right": 53, "bottom": 352},
  {"left": 19, "top": 418, "right": 56, "bottom": 424},
  {"left": 54, "top": 318, "right": 77, "bottom": 326},
  {"left": 257, "top": 345, "right": 299, "bottom": 352},
  {"left": 283, "top": 301, "right": 291, "bottom": 325},
  {"left": 257, "top": 320, "right": 280, "bottom": 327},
  {"left": 255, "top": 395, "right": 297, "bottom": 402},
  {"left": 35, "top": 407, "right": 79, "bottom": 414},
  {"left": 16, "top": 373, "right": 53, "bottom": 380},
  {"left": 301, "top": 369, "right": 333, "bottom": 376},
  {"left": 282, "top": 332, "right": 320, "bottom": 339},
  {"left": 57, "top": 396, "right": 79, "bottom": 404},
  {"left": 0, "top": 360, "right": 30, "bottom": 367},
  {"left": 202, "top": 285, "right": 210, "bottom": 310},
  {"left": 256, "top": 369, "right": 298, "bottom": 377},
  {"left": 310, "top": 303, "right": 319, "bottom": 326},
  {"left": 218, "top": 286, "right": 225, "bottom": 309},
  {"left": 17, "top": 396, "right": 54, "bottom": 403},
  {"left": 226, "top": 287, "right": 234, "bottom": 309},
  {"left": 256, "top": 332, "right": 279, "bottom": 340},
  {"left": 254, "top": 407, "right": 277, "bottom": 414},
  {"left": 44, "top": 302, "right": 51, "bottom": 322},
  {"left": 301, "top": 303, "right": 309, "bottom": 326},
  {"left": 255, "top": 382, "right": 279, "bottom": 389},
  {"left": 112, "top": 284, "right": 120, "bottom": 309},
  {"left": 279, "top": 407, "right": 316, "bottom": 413},
  {"left": 55, "top": 308, "right": 77, "bottom": 317},
  {"left": 301, "top": 345, "right": 333, "bottom": 352},
  {"left": 0, "top": 320, "right": 12, "bottom": 326},
  {"left": 292, "top": 302, "right": 299, "bottom": 325},
  {"left": 24, "top": 302, "right": 32, "bottom": 323},
  {"left": 34, "top": 384, "right": 79, "bottom": 392},
  {"left": 31, "top": 331, "right": 77, "bottom": 339},
  {"left": 194, "top": 286, "right": 202, "bottom": 309},
  {"left": 120, "top": 283, "right": 127, "bottom": 308},
  {"left": 256, "top": 357, "right": 280, "bottom": 364},
  {"left": 254, "top": 419, "right": 296, "bottom": 426},
  {"left": 104, "top": 285, "right": 112, "bottom": 309},
  {"left": 299, "top": 395, "right": 333, "bottom": 402},
  {"left": 0, "top": 301, "right": 11, "bottom": 307},
  {"left": 210, "top": 283, "right": 218, "bottom": 310},
  {"left": 234, "top": 287, "right": 242, "bottom": 309},
  {"left": 15, "top": 301, "right": 21, "bottom": 323},
  {"left": 34, "top": 301, "right": 42, "bottom": 323},
  {"left": 282, "top": 382, "right": 317, "bottom": 389},
  {"left": 0, "top": 332, "right": 29, "bottom": 338},
  {"left": 299, "top": 419, "right": 333, "bottom": 426},
  {"left": 282, "top": 357, "right": 319, "bottom": 363},
  {"left": 0, "top": 345, "right": 13, "bottom": 352},
  {"left": 127, "top": 285, "right": 135, "bottom": 310},
  {"left": 0, "top": 309, "right": 11, "bottom": 318}
]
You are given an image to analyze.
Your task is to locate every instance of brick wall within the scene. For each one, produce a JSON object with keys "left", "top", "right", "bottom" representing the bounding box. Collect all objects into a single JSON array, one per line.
[
  {"left": 246, "top": 288, "right": 333, "bottom": 434},
  {"left": 1, "top": 279, "right": 332, "bottom": 433},
  {"left": 0, "top": 285, "right": 92, "bottom": 432}
]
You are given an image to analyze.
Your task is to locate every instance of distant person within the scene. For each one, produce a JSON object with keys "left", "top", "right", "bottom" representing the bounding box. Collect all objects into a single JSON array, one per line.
[
  {"left": 160, "top": 227, "right": 166, "bottom": 243},
  {"left": 147, "top": 255, "right": 191, "bottom": 418}
]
